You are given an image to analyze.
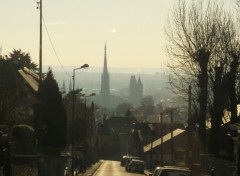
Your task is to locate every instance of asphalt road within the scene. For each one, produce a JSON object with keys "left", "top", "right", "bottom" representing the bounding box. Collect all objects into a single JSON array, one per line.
[{"left": 93, "top": 160, "right": 146, "bottom": 176}]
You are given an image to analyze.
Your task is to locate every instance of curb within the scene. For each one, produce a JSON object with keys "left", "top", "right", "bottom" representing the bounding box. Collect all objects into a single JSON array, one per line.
[
  {"left": 78, "top": 160, "right": 104, "bottom": 176},
  {"left": 144, "top": 170, "right": 151, "bottom": 176}
]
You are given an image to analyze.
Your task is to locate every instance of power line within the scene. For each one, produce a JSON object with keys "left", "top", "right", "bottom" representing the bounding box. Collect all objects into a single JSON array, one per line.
[
  {"left": 34, "top": 0, "right": 71, "bottom": 77},
  {"left": 42, "top": 17, "right": 71, "bottom": 77}
]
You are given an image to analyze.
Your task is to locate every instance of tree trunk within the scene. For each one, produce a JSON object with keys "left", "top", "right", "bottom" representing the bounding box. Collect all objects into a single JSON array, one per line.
[
  {"left": 197, "top": 49, "right": 210, "bottom": 153},
  {"left": 228, "top": 54, "right": 239, "bottom": 124},
  {"left": 209, "top": 66, "right": 225, "bottom": 154}
]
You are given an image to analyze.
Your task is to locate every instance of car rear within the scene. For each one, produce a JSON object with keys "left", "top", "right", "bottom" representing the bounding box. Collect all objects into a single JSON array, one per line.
[{"left": 127, "top": 159, "right": 145, "bottom": 174}]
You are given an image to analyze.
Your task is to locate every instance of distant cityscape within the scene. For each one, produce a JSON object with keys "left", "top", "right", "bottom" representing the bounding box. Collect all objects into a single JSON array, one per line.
[{"left": 46, "top": 64, "right": 172, "bottom": 105}]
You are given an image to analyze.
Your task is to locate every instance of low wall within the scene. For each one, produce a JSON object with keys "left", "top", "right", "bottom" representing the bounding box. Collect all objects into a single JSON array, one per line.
[
  {"left": 11, "top": 154, "right": 69, "bottom": 176},
  {"left": 11, "top": 155, "right": 38, "bottom": 176}
]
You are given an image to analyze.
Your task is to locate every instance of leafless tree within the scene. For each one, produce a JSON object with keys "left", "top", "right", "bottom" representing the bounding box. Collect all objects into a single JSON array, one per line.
[
  {"left": 165, "top": 0, "right": 223, "bottom": 152},
  {"left": 166, "top": 0, "right": 240, "bottom": 154}
]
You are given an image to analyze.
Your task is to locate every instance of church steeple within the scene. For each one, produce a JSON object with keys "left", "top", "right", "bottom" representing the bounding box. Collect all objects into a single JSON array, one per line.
[
  {"left": 103, "top": 42, "right": 108, "bottom": 73},
  {"left": 100, "top": 42, "right": 110, "bottom": 97}
]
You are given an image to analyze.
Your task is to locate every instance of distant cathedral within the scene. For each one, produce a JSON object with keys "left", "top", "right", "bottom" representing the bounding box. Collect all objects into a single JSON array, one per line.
[
  {"left": 100, "top": 43, "right": 110, "bottom": 107},
  {"left": 95, "top": 43, "right": 131, "bottom": 109},
  {"left": 129, "top": 75, "right": 143, "bottom": 105}
]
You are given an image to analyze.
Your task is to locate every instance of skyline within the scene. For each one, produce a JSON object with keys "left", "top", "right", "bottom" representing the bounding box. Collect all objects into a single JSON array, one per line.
[
  {"left": 1, "top": 0, "right": 234, "bottom": 70},
  {"left": 1, "top": 0, "right": 176, "bottom": 69}
]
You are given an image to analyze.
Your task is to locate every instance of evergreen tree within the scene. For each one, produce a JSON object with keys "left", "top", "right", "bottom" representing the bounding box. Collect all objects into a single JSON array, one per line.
[
  {"left": 6, "top": 49, "right": 38, "bottom": 71},
  {"left": 34, "top": 68, "right": 67, "bottom": 155},
  {"left": 0, "top": 49, "right": 38, "bottom": 125}
]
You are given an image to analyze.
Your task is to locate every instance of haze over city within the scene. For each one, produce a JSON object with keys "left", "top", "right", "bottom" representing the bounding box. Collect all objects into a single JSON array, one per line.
[
  {"left": 1, "top": 0, "right": 235, "bottom": 70},
  {"left": 1, "top": 0, "right": 178, "bottom": 69}
]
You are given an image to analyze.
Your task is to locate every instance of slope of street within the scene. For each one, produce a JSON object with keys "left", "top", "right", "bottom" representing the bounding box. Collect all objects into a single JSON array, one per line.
[{"left": 93, "top": 160, "right": 147, "bottom": 176}]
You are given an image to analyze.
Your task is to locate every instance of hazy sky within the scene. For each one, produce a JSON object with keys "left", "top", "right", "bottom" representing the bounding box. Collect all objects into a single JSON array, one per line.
[{"left": 0, "top": 0, "right": 235, "bottom": 70}]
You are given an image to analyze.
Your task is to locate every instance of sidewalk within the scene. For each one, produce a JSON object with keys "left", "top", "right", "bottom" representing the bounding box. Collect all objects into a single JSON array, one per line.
[{"left": 77, "top": 160, "right": 104, "bottom": 176}]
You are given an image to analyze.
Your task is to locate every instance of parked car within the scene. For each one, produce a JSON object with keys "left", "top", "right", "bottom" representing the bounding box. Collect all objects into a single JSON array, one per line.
[
  {"left": 120, "top": 155, "right": 141, "bottom": 167},
  {"left": 120, "top": 155, "right": 132, "bottom": 166},
  {"left": 127, "top": 159, "right": 145, "bottom": 174},
  {"left": 125, "top": 156, "right": 141, "bottom": 170},
  {"left": 149, "top": 166, "right": 191, "bottom": 176}
]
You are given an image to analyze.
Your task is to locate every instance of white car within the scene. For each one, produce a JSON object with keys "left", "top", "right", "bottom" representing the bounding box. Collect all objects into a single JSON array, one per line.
[{"left": 149, "top": 166, "right": 191, "bottom": 176}]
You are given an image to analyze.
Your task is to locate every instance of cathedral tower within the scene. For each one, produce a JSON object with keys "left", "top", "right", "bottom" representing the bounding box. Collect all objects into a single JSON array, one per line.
[
  {"left": 137, "top": 75, "right": 143, "bottom": 99},
  {"left": 129, "top": 75, "right": 143, "bottom": 105}
]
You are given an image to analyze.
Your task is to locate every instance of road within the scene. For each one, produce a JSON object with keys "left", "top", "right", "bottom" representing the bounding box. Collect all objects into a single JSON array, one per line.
[{"left": 93, "top": 160, "right": 146, "bottom": 176}]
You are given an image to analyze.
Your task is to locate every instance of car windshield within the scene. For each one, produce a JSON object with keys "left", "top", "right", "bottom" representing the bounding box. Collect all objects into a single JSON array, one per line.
[{"left": 161, "top": 169, "right": 190, "bottom": 176}]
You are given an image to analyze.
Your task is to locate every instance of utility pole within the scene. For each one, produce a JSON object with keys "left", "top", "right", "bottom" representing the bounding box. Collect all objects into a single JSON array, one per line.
[
  {"left": 170, "top": 110, "right": 173, "bottom": 162},
  {"left": 160, "top": 113, "right": 163, "bottom": 166},
  {"left": 186, "top": 85, "right": 192, "bottom": 165},
  {"left": 37, "top": 2, "right": 43, "bottom": 176},
  {"left": 148, "top": 124, "right": 154, "bottom": 171},
  {"left": 39, "top": 0, "right": 42, "bottom": 83}
]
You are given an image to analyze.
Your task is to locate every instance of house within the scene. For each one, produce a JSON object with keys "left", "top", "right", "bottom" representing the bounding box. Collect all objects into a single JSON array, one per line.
[
  {"left": 17, "top": 67, "right": 39, "bottom": 124},
  {"left": 18, "top": 67, "right": 39, "bottom": 92},
  {"left": 143, "top": 128, "right": 187, "bottom": 168},
  {"left": 96, "top": 114, "right": 190, "bottom": 164},
  {"left": 97, "top": 115, "right": 137, "bottom": 160}
]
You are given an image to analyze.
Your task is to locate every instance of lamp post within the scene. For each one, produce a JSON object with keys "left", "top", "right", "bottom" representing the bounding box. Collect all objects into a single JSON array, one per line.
[
  {"left": 71, "top": 64, "right": 89, "bottom": 176},
  {"left": 84, "top": 93, "right": 96, "bottom": 171}
]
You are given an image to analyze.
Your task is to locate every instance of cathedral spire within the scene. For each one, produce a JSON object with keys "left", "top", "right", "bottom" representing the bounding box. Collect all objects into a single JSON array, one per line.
[
  {"left": 137, "top": 74, "right": 142, "bottom": 85},
  {"left": 103, "top": 42, "right": 108, "bottom": 73},
  {"left": 100, "top": 42, "right": 110, "bottom": 99}
]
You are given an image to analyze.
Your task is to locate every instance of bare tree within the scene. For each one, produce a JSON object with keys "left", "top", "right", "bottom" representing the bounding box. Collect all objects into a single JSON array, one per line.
[
  {"left": 207, "top": 10, "right": 240, "bottom": 154},
  {"left": 165, "top": 0, "right": 222, "bottom": 152}
]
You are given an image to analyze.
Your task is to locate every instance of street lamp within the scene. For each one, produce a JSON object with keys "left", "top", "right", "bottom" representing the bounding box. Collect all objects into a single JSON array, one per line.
[
  {"left": 84, "top": 93, "right": 96, "bottom": 171},
  {"left": 71, "top": 64, "right": 89, "bottom": 176}
]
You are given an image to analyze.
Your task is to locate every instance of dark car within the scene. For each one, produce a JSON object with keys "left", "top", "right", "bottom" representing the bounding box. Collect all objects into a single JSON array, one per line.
[
  {"left": 125, "top": 156, "right": 141, "bottom": 170},
  {"left": 127, "top": 159, "right": 145, "bottom": 174},
  {"left": 120, "top": 155, "right": 132, "bottom": 166}
]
